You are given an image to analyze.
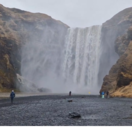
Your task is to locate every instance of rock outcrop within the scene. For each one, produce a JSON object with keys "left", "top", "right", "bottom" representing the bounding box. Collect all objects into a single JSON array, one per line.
[
  {"left": 0, "top": 4, "right": 68, "bottom": 92},
  {"left": 100, "top": 8, "right": 132, "bottom": 97}
]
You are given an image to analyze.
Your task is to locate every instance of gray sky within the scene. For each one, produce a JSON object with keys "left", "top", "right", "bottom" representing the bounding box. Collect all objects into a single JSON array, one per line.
[{"left": 0, "top": 0, "right": 132, "bottom": 27}]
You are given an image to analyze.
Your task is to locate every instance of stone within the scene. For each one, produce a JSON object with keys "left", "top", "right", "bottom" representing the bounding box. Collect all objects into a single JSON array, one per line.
[
  {"left": 38, "top": 88, "right": 50, "bottom": 93},
  {"left": 68, "top": 100, "right": 73, "bottom": 102},
  {"left": 68, "top": 112, "right": 81, "bottom": 119}
]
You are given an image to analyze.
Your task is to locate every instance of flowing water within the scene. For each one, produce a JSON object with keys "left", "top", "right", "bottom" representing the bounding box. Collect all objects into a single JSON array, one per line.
[
  {"left": 20, "top": 25, "right": 102, "bottom": 94},
  {"left": 63, "top": 26, "right": 102, "bottom": 93}
]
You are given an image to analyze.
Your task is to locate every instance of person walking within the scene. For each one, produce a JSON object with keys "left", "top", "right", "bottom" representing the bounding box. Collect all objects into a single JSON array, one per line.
[{"left": 10, "top": 90, "right": 15, "bottom": 103}]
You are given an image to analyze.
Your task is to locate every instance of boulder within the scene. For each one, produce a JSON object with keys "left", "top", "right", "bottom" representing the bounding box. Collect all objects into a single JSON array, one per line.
[
  {"left": 68, "top": 112, "right": 81, "bottom": 119},
  {"left": 67, "top": 100, "right": 73, "bottom": 102}
]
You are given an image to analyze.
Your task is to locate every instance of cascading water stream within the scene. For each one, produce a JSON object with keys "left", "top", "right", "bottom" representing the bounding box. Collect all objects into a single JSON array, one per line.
[
  {"left": 20, "top": 25, "right": 102, "bottom": 94},
  {"left": 63, "top": 26, "right": 102, "bottom": 93}
]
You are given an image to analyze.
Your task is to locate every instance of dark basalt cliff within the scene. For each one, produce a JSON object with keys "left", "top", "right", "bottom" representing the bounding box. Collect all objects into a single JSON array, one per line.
[
  {"left": 0, "top": 4, "right": 68, "bottom": 92},
  {"left": 100, "top": 8, "right": 132, "bottom": 97}
]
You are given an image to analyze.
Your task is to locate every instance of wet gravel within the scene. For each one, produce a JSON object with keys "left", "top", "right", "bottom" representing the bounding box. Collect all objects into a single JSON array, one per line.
[{"left": 0, "top": 95, "right": 132, "bottom": 126}]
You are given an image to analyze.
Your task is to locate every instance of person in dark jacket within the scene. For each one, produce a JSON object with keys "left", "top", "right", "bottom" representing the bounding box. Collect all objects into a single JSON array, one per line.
[
  {"left": 10, "top": 90, "right": 15, "bottom": 103},
  {"left": 69, "top": 91, "right": 71, "bottom": 96},
  {"left": 99, "top": 91, "right": 101, "bottom": 97},
  {"left": 106, "top": 91, "right": 109, "bottom": 98}
]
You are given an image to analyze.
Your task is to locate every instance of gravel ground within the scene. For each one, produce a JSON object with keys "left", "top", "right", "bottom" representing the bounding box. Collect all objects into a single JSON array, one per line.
[{"left": 0, "top": 95, "right": 132, "bottom": 126}]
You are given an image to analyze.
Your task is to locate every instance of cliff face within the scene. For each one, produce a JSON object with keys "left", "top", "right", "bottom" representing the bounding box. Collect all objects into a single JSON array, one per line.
[
  {"left": 100, "top": 8, "right": 132, "bottom": 97},
  {"left": 0, "top": 4, "right": 68, "bottom": 92},
  {"left": 1, "top": 4, "right": 132, "bottom": 95}
]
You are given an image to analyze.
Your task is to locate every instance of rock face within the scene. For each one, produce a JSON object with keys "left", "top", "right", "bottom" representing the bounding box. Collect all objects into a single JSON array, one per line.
[
  {"left": 0, "top": 4, "right": 68, "bottom": 92},
  {"left": 100, "top": 8, "right": 132, "bottom": 97}
]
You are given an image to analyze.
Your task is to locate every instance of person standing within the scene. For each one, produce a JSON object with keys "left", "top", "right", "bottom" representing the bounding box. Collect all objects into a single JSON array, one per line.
[
  {"left": 102, "top": 91, "right": 105, "bottom": 98},
  {"left": 106, "top": 91, "right": 109, "bottom": 98},
  {"left": 99, "top": 91, "right": 101, "bottom": 97},
  {"left": 69, "top": 91, "right": 71, "bottom": 96},
  {"left": 10, "top": 90, "right": 15, "bottom": 103}
]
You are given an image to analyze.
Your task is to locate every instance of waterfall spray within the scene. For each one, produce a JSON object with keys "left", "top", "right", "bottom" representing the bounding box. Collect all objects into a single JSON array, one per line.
[{"left": 21, "top": 25, "right": 102, "bottom": 94}]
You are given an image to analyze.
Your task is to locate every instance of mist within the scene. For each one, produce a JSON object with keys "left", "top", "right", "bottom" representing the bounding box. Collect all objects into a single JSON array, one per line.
[{"left": 20, "top": 23, "right": 102, "bottom": 94}]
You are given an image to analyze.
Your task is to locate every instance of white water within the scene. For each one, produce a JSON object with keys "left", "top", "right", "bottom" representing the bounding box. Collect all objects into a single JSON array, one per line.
[
  {"left": 63, "top": 26, "right": 102, "bottom": 93},
  {"left": 20, "top": 25, "right": 102, "bottom": 94}
]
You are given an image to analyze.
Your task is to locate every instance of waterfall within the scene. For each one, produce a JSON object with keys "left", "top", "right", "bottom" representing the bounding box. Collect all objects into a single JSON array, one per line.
[
  {"left": 63, "top": 25, "right": 102, "bottom": 93},
  {"left": 20, "top": 25, "right": 102, "bottom": 94}
]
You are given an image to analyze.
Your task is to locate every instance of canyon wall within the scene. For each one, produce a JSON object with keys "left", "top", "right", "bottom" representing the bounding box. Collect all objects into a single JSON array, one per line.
[
  {"left": 100, "top": 7, "right": 132, "bottom": 97},
  {"left": 0, "top": 4, "right": 68, "bottom": 92},
  {"left": 1, "top": 3, "right": 132, "bottom": 95}
]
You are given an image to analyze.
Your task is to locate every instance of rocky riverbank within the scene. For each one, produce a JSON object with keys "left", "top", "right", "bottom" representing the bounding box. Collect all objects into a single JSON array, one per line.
[{"left": 0, "top": 95, "right": 132, "bottom": 126}]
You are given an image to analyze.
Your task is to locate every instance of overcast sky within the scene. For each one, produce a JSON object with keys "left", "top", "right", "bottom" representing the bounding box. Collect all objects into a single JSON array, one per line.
[{"left": 0, "top": 0, "right": 131, "bottom": 27}]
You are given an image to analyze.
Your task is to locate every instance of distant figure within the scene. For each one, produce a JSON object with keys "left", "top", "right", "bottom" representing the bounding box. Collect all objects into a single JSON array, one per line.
[
  {"left": 106, "top": 91, "right": 109, "bottom": 98},
  {"left": 102, "top": 91, "right": 105, "bottom": 98},
  {"left": 69, "top": 91, "right": 71, "bottom": 96},
  {"left": 99, "top": 91, "right": 101, "bottom": 97},
  {"left": 10, "top": 90, "right": 15, "bottom": 103}
]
